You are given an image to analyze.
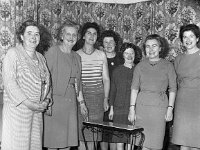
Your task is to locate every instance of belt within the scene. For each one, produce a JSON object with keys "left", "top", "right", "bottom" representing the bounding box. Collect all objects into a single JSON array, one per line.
[{"left": 140, "top": 89, "right": 166, "bottom": 101}]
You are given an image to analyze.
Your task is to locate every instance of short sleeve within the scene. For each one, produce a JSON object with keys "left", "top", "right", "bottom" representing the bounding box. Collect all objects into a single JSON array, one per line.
[{"left": 131, "top": 64, "right": 141, "bottom": 90}]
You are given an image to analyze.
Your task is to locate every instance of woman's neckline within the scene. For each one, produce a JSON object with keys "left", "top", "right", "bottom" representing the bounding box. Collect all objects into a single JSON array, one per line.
[
  {"left": 59, "top": 45, "right": 71, "bottom": 54},
  {"left": 185, "top": 48, "right": 200, "bottom": 55},
  {"left": 82, "top": 48, "right": 95, "bottom": 55},
  {"left": 148, "top": 58, "right": 161, "bottom": 66}
]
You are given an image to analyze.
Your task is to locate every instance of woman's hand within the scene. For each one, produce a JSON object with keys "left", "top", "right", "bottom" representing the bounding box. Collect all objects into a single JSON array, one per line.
[
  {"left": 108, "top": 107, "right": 114, "bottom": 120},
  {"left": 80, "top": 103, "right": 88, "bottom": 121},
  {"left": 128, "top": 107, "right": 136, "bottom": 125},
  {"left": 23, "top": 99, "right": 46, "bottom": 113},
  {"left": 165, "top": 107, "right": 173, "bottom": 121},
  {"left": 104, "top": 97, "right": 109, "bottom": 111},
  {"left": 41, "top": 98, "right": 50, "bottom": 108}
]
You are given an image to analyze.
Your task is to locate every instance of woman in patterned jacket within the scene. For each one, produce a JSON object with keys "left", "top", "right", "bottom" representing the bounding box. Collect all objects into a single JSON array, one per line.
[{"left": 1, "top": 20, "right": 51, "bottom": 150}]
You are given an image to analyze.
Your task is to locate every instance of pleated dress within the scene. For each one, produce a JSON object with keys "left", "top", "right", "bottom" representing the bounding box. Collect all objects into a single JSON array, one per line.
[
  {"left": 172, "top": 51, "right": 200, "bottom": 148},
  {"left": 1, "top": 45, "right": 50, "bottom": 150},
  {"left": 131, "top": 58, "right": 176, "bottom": 149}
]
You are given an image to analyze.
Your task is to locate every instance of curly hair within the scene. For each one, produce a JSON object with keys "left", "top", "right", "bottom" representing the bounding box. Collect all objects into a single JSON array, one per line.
[
  {"left": 143, "top": 34, "right": 169, "bottom": 59},
  {"left": 56, "top": 19, "right": 80, "bottom": 42},
  {"left": 16, "top": 19, "right": 52, "bottom": 55},
  {"left": 179, "top": 24, "right": 200, "bottom": 43},
  {"left": 120, "top": 42, "right": 142, "bottom": 64},
  {"left": 80, "top": 22, "right": 100, "bottom": 40},
  {"left": 99, "top": 30, "right": 119, "bottom": 45}
]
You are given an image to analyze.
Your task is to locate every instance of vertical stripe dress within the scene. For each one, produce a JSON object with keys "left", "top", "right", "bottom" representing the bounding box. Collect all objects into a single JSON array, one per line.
[{"left": 1, "top": 45, "right": 50, "bottom": 150}]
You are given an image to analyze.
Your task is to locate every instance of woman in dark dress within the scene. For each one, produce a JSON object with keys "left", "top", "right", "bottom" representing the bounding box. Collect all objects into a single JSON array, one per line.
[
  {"left": 99, "top": 30, "right": 123, "bottom": 150},
  {"left": 172, "top": 24, "right": 200, "bottom": 150},
  {"left": 109, "top": 43, "right": 142, "bottom": 150},
  {"left": 128, "top": 34, "right": 177, "bottom": 150}
]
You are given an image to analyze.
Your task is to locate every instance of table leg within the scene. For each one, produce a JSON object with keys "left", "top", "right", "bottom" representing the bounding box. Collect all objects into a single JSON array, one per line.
[
  {"left": 137, "top": 132, "right": 145, "bottom": 150},
  {"left": 81, "top": 125, "right": 89, "bottom": 150}
]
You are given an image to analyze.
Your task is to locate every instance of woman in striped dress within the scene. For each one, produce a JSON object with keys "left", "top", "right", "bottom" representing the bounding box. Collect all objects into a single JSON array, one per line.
[
  {"left": 76, "top": 22, "right": 110, "bottom": 150},
  {"left": 1, "top": 20, "right": 51, "bottom": 150}
]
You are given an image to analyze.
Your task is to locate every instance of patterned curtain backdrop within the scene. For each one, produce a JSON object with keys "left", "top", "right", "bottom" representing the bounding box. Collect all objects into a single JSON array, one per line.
[{"left": 0, "top": 0, "right": 200, "bottom": 90}]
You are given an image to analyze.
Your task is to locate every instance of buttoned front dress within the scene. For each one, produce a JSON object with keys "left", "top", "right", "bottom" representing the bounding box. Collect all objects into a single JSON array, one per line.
[
  {"left": 1, "top": 45, "right": 50, "bottom": 150},
  {"left": 131, "top": 58, "right": 176, "bottom": 149},
  {"left": 172, "top": 51, "right": 200, "bottom": 148}
]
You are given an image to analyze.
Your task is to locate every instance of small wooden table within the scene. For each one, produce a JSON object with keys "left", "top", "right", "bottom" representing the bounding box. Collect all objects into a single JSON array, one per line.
[{"left": 82, "top": 121, "right": 145, "bottom": 150}]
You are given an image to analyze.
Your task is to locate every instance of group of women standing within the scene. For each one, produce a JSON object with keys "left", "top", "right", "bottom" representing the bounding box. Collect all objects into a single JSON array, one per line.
[{"left": 1, "top": 18, "right": 200, "bottom": 150}]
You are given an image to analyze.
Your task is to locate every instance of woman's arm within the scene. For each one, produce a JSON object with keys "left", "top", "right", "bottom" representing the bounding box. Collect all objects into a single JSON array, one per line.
[
  {"left": 165, "top": 62, "right": 177, "bottom": 121},
  {"left": 77, "top": 90, "right": 88, "bottom": 121},
  {"left": 128, "top": 89, "right": 139, "bottom": 124},
  {"left": 108, "top": 69, "right": 117, "bottom": 120},
  {"left": 3, "top": 48, "right": 28, "bottom": 106},
  {"left": 3, "top": 48, "right": 46, "bottom": 112},
  {"left": 165, "top": 92, "right": 175, "bottom": 121},
  {"left": 102, "top": 52, "right": 110, "bottom": 111}
]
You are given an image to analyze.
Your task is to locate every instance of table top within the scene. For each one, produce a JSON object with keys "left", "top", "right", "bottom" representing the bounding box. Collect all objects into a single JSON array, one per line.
[{"left": 83, "top": 121, "right": 144, "bottom": 133}]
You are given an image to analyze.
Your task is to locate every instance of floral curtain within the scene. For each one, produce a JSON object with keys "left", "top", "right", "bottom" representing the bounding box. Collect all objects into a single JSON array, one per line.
[{"left": 0, "top": 0, "right": 200, "bottom": 90}]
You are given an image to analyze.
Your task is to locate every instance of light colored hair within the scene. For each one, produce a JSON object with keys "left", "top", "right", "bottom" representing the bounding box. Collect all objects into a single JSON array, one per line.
[{"left": 57, "top": 19, "right": 80, "bottom": 41}]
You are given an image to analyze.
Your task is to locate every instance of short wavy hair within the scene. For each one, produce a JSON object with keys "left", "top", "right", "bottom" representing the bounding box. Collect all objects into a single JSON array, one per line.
[
  {"left": 143, "top": 34, "right": 169, "bottom": 59},
  {"left": 120, "top": 42, "right": 142, "bottom": 64},
  {"left": 56, "top": 19, "right": 80, "bottom": 42},
  {"left": 80, "top": 22, "right": 100, "bottom": 40},
  {"left": 16, "top": 19, "right": 52, "bottom": 55},
  {"left": 99, "top": 30, "right": 119, "bottom": 51},
  {"left": 179, "top": 24, "right": 200, "bottom": 43}
]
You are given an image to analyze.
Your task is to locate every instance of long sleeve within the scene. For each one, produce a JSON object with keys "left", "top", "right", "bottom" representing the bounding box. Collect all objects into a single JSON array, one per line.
[
  {"left": 2, "top": 48, "right": 28, "bottom": 106},
  {"left": 109, "top": 69, "right": 117, "bottom": 106}
]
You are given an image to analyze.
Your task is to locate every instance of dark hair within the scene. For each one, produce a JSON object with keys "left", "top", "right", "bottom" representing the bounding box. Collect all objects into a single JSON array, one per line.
[
  {"left": 99, "top": 30, "right": 119, "bottom": 49},
  {"left": 120, "top": 42, "right": 142, "bottom": 64},
  {"left": 73, "top": 22, "right": 100, "bottom": 51},
  {"left": 80, "top": 22, "right": 100, "bottom": 40},
  {"left": 179, "top": 24, "right": 200, "bottom": 43},
  {"left": 143, "top": 34, "right": 169, "bottom": 59},
  {"left": 57, "top": 19, "right": 79, "bottom": 42},
  {"left": 16, "top": 19, "right": 52, "bottom": 55},
  {"left": 16, "top": 20, "right": 38, "bottom": 43}
]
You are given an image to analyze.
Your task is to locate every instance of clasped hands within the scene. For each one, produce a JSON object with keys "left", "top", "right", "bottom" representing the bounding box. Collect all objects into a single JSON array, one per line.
[{"left": 23, "top": 98, "right": 50, "bottom": 113}]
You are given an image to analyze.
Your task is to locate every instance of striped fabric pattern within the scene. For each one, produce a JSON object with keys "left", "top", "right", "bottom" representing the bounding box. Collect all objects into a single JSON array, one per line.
[
  {"left": 77, "top": 49, "right": 104, "bottom": 94},
  {"left": 1, "top": 45, "right": 50, "bottom": 150}
]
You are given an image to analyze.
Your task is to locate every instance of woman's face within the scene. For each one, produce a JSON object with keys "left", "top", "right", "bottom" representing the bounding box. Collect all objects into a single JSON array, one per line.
[
  {"left": 145, "top": 39, "right": 161, "bottom": 60},
  {"left": 103, "top": 37, "right": 116, "bottom": 53},
  {"left": 62, "top": 26, "right": 78, "bottom": 47},
  {"left": 21, "top": 25, "right": 40, "bottom": 49},
  {"left": 182, "top": 30, "right": 199, "bottom": 51},
  {"left": 123, "top": 48, "right": 135, "bottom": 64},
  {"left": 83, "top": 28, "right": 97, "bottom": 45}
]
